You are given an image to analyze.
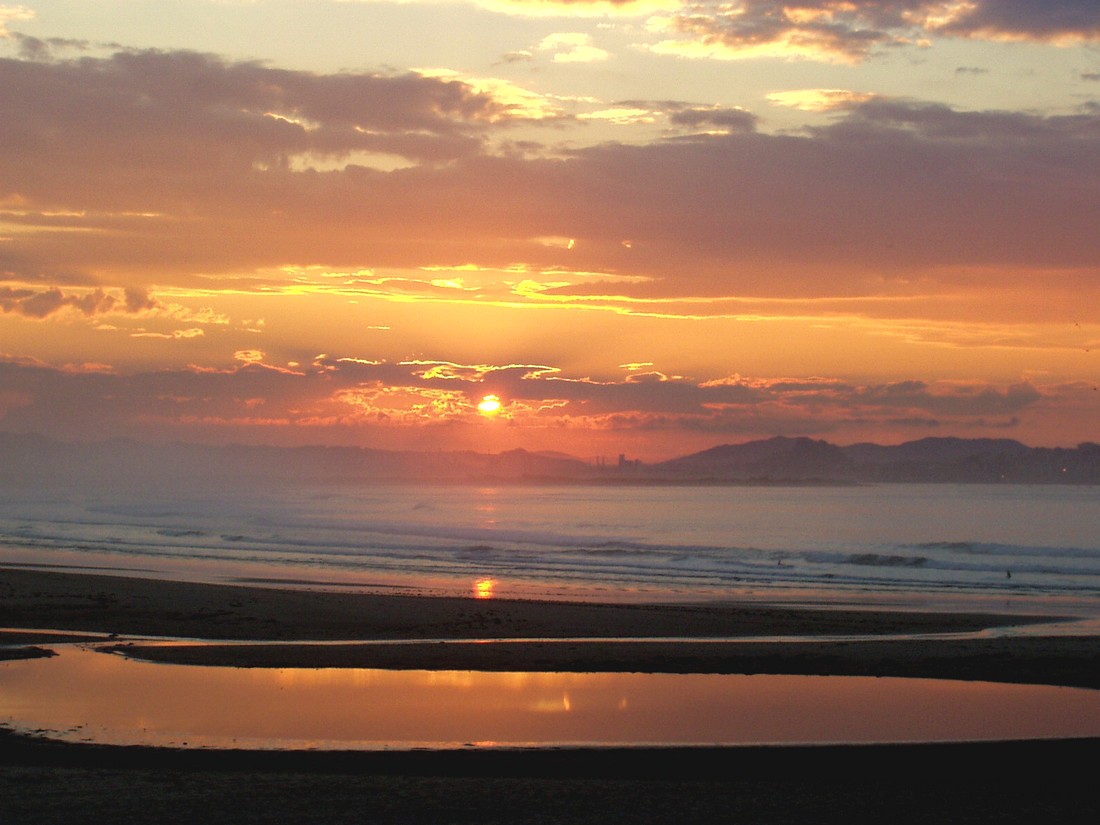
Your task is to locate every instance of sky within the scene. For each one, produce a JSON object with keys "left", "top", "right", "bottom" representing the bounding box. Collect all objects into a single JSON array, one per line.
[{"left": 1, "top": 1, "right": 1099, "bottom": 460}]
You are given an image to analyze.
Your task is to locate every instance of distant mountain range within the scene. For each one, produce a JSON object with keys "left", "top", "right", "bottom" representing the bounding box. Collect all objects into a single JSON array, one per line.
[
  {"left": 2, "top": 433, "right": 1099, "bottom": 487},
  {"left": 652, "top": 436, "right": 1100, "bottom": 484}
]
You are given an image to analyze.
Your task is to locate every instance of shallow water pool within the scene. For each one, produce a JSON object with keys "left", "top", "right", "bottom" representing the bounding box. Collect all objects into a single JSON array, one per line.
[{"left": 3, "top": 645, "right": 1100, "bottom": 749}]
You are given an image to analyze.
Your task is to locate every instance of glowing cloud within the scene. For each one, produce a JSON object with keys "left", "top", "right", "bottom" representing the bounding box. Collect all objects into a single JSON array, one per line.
[
  {"left": 0, "top": 5, "right": 34, "bottom": 38},
  {"left": 538, "top": 32, "right": 610, "bottom": 63},
  {"left": 413, "top": 68, "right": 568, "bottom": 120},
  {"left": 475, "top": 0, "right": 676, "bottom": 18},
  {"left": 767, "top": 89, "right": 876, "bottom": 112}
]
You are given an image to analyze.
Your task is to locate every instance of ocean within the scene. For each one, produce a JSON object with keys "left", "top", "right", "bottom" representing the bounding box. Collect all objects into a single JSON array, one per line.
[{"left": 2, "top": 481, "right": 1099, "bottom": 617}]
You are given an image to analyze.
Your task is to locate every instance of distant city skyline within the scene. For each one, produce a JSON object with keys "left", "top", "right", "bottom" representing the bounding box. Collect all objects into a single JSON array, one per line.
[{"left": 2, "top": 2, "right": 1099, "bottom": 460}]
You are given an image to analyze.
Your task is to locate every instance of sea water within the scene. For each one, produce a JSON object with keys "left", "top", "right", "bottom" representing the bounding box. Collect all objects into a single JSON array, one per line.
[{"left": 1, "top": 481, "right": 1099, "bottom": 615}]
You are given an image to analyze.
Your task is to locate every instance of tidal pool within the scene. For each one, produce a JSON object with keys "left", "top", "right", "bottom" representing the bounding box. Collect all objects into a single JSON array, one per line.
[{"left": 3, "top": 645, "right": 1100, "bottom": 750}]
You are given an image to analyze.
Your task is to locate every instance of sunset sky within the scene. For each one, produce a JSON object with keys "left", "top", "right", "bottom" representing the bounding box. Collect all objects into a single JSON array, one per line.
[{"left": 2, "top": 1, "right": 1098, "bottom": 460}]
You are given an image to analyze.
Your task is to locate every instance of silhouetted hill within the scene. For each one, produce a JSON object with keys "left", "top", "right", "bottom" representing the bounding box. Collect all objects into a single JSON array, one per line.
[
  {"left": 655, "top": 437, "right": 1100, "bottom": 484},
  {"left": 843, "top": 437, "right": 1030, "bottom": 465},
  {"left": 656, "top": 436, "right": 853, "bottom": 481}
]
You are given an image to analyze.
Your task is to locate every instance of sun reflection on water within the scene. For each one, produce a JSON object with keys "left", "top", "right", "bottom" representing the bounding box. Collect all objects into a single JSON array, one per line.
[{"left": 474, "top": 577, "right": 497, "bottom": 599}]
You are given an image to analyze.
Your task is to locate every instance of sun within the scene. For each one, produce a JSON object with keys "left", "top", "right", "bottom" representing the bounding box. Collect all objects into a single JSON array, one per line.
[{"left": 477, "top": 394, "right": 502, "bottom": 416}]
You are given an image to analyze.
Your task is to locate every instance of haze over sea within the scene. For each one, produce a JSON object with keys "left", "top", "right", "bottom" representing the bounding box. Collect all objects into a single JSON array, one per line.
[{"left": 3, "top": 479, "right": 1099, "bottom": 619}]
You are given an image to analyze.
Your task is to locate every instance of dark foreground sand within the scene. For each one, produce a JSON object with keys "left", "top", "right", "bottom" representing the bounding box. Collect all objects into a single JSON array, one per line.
[
  {"left": 3, "top": 567, "right": 1100, "bottom": 823},
  {"left": 3, "top": 732, "right": 1099, "bottom": 824}
]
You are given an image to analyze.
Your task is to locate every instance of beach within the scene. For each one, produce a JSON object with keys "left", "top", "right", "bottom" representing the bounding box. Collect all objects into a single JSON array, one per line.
[
  {"left": 2, "top": 568, "right": 1098, "bottom": 687},
  {"left": 3, "top": 567, "right": 1100, "bottom": 822}
]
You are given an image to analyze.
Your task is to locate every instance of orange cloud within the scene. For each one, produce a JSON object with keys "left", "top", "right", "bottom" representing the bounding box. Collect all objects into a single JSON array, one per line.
[{"left": 767, "top": 89, "right": 876, "bottom": 111}]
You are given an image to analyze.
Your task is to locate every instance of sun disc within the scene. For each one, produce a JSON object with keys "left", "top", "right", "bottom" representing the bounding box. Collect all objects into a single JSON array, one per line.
[{"left": 477, "top": 394, "right": 502, "bottom": 416}]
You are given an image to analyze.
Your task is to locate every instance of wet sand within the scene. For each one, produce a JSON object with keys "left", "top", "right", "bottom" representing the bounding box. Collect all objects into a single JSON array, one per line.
[
  {"left": 0, "top": 566, "right": 1060, "bottom": 643},
  {"left": 3, "top": 567, "right": 1100, "bottom": 823}
]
